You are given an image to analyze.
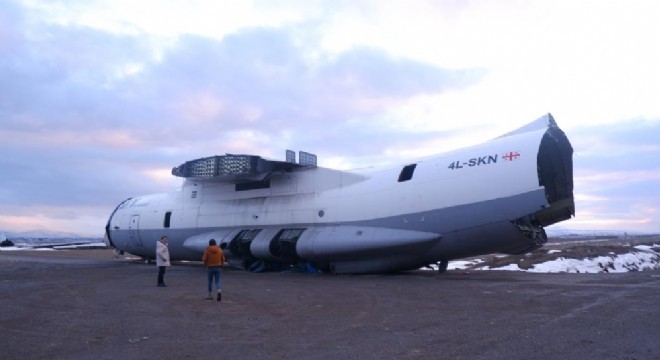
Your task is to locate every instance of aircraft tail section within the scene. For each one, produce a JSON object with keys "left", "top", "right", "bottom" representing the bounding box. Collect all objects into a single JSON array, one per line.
[{"left": 535, "top": 116, "right": 574, "bottom": 226}]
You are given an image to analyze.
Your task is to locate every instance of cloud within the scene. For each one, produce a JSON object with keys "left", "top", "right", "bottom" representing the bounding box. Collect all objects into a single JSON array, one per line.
[
  {"left": 571, "top": 120, "right": 660, "bottom": 170},
  {"left": 568, "top": 121, "right": 660, "bottom": 229},
  {"left": 141, "top": 31, "right": 480, "bottom": 139},
  {"left": 0, "top": 10, "right": 480, "bottom": 235}
]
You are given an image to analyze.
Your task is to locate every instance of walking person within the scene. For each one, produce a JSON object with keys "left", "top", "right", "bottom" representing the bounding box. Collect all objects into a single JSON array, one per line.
[
  {"left": 202, "top": 239, "right": 226, "bottom": 301},
  {"left": 156, "top": 235, "right": 170, "bottom": 287}
]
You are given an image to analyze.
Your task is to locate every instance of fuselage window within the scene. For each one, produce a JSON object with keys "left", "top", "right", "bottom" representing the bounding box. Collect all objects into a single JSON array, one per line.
[
  {"left": 398, "top": 164, "right": 417, "bottom": 182},
  {"left": 163, "top": 211, "right": 172, "bottom": 228}
]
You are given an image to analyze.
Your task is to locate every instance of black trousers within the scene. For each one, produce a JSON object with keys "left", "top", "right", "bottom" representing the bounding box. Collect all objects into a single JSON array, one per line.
[{"left": 158, "top": 266, "right": 166, "bottom": 285}]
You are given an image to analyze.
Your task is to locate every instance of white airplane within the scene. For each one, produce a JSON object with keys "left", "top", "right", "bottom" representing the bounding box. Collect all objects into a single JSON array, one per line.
[{"left": 105, "top": 113, "right": 574, "bottom": 273}]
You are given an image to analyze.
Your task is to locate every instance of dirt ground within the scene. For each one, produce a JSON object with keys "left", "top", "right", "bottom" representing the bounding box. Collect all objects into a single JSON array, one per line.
[{"left": 1, "top": 248, "right": 659, "bottom": 360}]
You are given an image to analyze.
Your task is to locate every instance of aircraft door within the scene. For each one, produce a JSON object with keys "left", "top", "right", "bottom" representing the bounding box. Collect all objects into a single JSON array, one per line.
[{"left": 128, "top": 215, "right": 143, "bottom": 246}]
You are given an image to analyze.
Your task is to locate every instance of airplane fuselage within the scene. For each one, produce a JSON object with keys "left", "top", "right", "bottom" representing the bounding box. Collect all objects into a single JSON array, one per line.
[{"left": 105, "top": 114, "right": 574, "bottom": 273}]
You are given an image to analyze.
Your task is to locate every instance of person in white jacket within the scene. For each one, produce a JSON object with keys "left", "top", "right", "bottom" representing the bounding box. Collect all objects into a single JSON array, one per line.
[{"left": 156, "top": 235, "right": 171, "bottom": 287}]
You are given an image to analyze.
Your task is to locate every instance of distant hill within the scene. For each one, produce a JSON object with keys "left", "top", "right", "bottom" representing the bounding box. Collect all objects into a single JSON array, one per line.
[
  {"left": 1, "top": 229, "right": 100, "bottom": 239},
  {"left": 545, "top": 227, "right": 655, "bottom": 238}
]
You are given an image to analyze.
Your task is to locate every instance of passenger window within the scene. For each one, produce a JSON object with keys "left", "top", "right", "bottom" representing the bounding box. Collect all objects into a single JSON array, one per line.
[
  {"left": 398, "top": 164, "right": 417, "bottom": 182},
  {"left": 163, "top": 211, "right": 172, "bottom": 228}
]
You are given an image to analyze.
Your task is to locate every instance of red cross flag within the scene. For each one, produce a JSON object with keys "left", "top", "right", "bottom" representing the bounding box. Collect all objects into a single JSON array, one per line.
[{"left": 502, "top": 151, "right": 520, "bottom": 161}]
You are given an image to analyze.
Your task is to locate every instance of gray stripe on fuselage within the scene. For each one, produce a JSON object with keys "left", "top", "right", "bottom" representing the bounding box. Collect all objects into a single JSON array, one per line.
[
  {"left": 111, "top": 189, "right": 547, "bottom": 260},
  {"left": 345, "top": 188, "right": 548, "bottom": 233}
]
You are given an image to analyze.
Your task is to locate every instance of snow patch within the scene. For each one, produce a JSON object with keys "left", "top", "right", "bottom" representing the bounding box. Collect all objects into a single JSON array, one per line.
[
  {"left": 447, "top": 259, "right": 483, "bottom": 270},
  {"left": 486, "top": 251, "right": 659, "bottom": 273}
]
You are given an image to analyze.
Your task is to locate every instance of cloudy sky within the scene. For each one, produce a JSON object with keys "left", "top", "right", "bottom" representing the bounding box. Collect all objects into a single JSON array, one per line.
[{"left": 1, "top": 0, "right": 659, "bottom": 237}]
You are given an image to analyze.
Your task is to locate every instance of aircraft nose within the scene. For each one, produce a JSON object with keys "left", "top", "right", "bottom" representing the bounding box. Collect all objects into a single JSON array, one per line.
[{"left": 105, "top": 197, "right": 133, "bottom": 249}]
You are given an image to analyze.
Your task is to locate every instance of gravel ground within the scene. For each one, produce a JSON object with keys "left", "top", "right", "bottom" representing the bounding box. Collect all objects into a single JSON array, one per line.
[{"left": 1, "top": 243, "right": 659, "bottom": 360}]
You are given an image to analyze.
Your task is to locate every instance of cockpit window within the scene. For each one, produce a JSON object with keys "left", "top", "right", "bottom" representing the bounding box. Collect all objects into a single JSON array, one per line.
[{"left": 398, "top": 164, "right": 417, "bottom": 182}]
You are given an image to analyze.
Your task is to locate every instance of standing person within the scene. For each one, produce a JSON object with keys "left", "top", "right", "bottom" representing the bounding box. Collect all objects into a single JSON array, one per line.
[
  {"left": 202, "top": 239, "right": 225, "bottom": 301},
  {"left": 156, "top": 235, "right": 170, "bottom": 287}
]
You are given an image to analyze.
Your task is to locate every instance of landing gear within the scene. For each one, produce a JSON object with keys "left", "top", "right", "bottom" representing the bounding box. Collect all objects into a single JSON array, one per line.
[{"left": 437, "top": 259, "right": 448, "bottom": 273}]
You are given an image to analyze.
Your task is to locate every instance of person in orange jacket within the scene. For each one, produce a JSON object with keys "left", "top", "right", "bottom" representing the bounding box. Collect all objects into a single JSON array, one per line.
[{"left": 202, "top": 239, "right": 226, "bottom": 301}]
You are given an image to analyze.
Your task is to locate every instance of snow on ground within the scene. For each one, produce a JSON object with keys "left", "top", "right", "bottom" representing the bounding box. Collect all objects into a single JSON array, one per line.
[
  {"left": 447, "top": 259, "right": 484, "bottom": 271},
  {"left": 0, "top": 246, "right": 55, "bottom": 252},
  {"left": 451, "top": 244, "right": 660, "bottom": 273},
  {"left": 486, "top": 251, "right": 659, "bottom": 273}
]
